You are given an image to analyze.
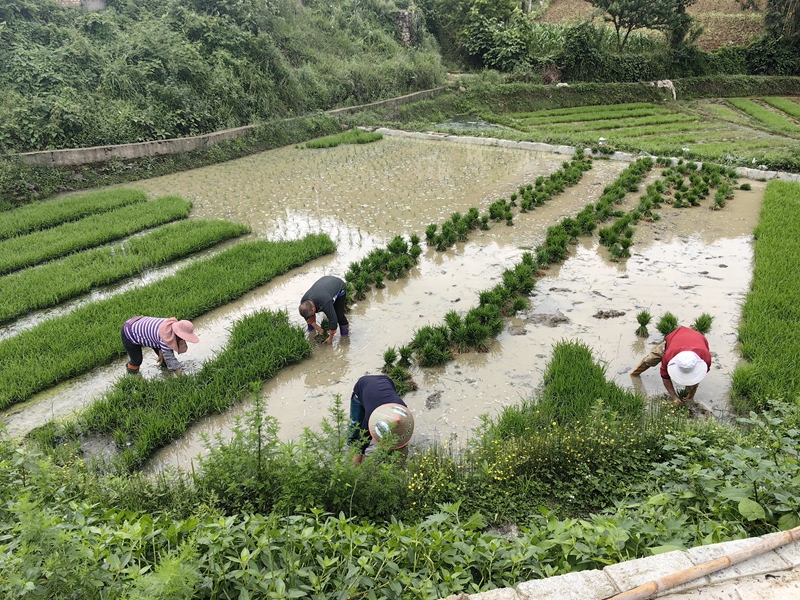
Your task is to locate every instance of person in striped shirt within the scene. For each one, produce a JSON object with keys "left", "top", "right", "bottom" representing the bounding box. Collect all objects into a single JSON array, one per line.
[{"left": 121, "top": 316, "right": 200, "bottom": 376}]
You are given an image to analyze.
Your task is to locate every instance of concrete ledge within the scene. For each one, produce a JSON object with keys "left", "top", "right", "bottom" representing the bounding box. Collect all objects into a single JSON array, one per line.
[
  {"left": 516, "top": 569, "right": 619, "bottom": 600},
  {"left": 440, "top": 535, "right": 800, "bottom": 600}
]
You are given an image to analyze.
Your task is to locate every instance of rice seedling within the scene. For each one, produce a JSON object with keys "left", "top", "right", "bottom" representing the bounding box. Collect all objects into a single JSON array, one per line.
[
  {"left": 692, "top": 313, "right": 714, "bottom": 335},
  {"left": 0, "top": 189, "right": 146, "bottom": 241},
  {"left": 733, "top": 181, "right": 800, "bottom": 411},
  {"left": 0, "top": 234, "right": 335, "bottom": 408},
  {"left": 304, "top": 129, "right": 382, "bottom": 149},
  {"left": 0, "top": 196, "right": 192, "bottom": 275},
  {"left": 382, "top": 347, "right": 398, "bottom": 371},
  {"left": 740, "top": 183, "right": 752, "bottom": 191},
  {"left": 656, "top": 312, "right": 679, "bottom": 336},
  {"left": 0, "top": 219, "right": 251, "bottom": 324},
  {"left": 397, "top": 345, "right": 413, "bottom": 368},
  {"left": 636, "top": 310, "right": 651, "bottom": 337},
  {"left": 760, "top": 97, "right": 800, "bottom": 121}
]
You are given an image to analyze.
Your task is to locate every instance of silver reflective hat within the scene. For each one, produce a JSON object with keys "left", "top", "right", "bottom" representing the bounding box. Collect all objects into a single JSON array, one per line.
[{"left": 368, "top": 403, "right": 414, "bottom": 449}]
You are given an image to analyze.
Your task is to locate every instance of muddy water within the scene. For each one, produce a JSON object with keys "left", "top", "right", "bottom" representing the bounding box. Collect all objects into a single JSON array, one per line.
[{"left": 0, "top": 137, "right": 764, "bottom": 475}]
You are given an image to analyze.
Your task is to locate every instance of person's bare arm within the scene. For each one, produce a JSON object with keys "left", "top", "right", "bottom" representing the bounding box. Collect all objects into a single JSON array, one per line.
[{"left": 662, "top": 377, "right": 679, "bottom": 403}]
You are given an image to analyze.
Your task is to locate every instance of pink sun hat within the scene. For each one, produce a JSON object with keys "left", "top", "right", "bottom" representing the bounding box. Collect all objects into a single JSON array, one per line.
[
  {"left": 667, "top": 351, "right": 707, "bottom": 386},
  {"left": 158, "top": 318, "right": 200, "bottom": 354}
]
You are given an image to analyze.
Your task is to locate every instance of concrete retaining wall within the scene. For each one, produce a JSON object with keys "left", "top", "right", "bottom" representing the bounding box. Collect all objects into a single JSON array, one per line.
[
  {"left": 18, "top": 86, "right": 447, "bottom": 169},
  {"left": 442, "top": 532, "right": 800, "bottom": 600}
]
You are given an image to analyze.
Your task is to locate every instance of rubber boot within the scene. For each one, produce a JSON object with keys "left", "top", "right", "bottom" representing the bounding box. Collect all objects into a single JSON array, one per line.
[
  {"left": 340, "top": 324, "right": 349, "bottom": 336},
  {"left": 126, "top": 363, "right": 140, "bottom": 375}
]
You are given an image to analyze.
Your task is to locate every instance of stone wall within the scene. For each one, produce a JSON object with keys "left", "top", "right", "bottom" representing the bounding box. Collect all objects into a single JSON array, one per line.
[{"left": 19, "top": 86, "right": 447, "bottom": 168}]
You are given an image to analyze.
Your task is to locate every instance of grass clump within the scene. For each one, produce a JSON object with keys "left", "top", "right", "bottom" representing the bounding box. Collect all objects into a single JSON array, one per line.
[
  {"left": 0, "top": 195, "right": 192, "bottom": 275},
  {"left": 304, "top": 129, "right": 383, "bottom": 149},
  {"left": 656, "top": 312, "right": 679, "bottom": 336},
  {"left": 636, "top": 309, "right": 651, "bottom": 337},
  {"left": 733, "top": 181, "right": 800, "bottom": 411},
  {"left": 0, "top": 219, "right": 251, "bottom": 324},
  {"left": 0, "top": 234, "right": 335, "bottom": 408},
  {"left": 0, "top": 189, "right": 146, "bottom": 241}
]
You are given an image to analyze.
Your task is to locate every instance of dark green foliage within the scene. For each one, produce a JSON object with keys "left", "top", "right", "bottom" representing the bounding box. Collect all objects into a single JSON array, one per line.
[
  {"left": 0, "top": 234, "right": 335, "bottom": 408},
  {"left": 0, "top": 0, "right": 444, "bottom": 155},
  {"left": 382, "top": 347, "right": 398, "bottom": 371},
  {"left": 656, "top": 312, "right": 680, "bottom": 336}
]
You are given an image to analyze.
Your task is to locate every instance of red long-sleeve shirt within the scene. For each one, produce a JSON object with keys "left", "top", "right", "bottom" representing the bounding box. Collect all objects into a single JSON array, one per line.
[{"left": 660, "top": 326, "right": 712, "bottom": 380}]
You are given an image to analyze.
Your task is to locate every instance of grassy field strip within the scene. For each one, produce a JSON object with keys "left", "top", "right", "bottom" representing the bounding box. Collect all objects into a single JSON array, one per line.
[
  {"left": 732, "top": 181, "right": 800, "bottom": 411},
  {"left": 761, "top": 96, "right": 800, "bottom": 121},
  {"left": 44, "top": 310, "right": 312, "bottom": 470},
  {"left": 508, "top": 102, "right": 667, "bottom": 119},
  {"left": 0, "top": 189, "right": 146, "bottom": 241},
  {"left": 557, "top": 122, "right": 703, "bottom": 139},
  {"left": 0, "top": 196, "right": 192, "bottom": 275},
  {"left": 527, "top": 114, "right": 699, "bottom": 134},
  {"left": 0, "top": 219, "right": 251, "bottom": 324},
  {"left": 516, "top": 107, "right": 678, "bottom": 126},
  {"left": 304, "top": 128, "right": 382, "bottom": 148},
  {"left": 726, "top": 98, "right": 800, "bottom": 135},
  {"left": 0, "top": 233, "right": 335, "bottom": 408}
]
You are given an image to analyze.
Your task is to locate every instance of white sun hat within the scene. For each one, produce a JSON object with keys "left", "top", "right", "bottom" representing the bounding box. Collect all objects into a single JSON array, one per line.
[{"left": 667, "top": 351, "right": 707, "bottom": 386}]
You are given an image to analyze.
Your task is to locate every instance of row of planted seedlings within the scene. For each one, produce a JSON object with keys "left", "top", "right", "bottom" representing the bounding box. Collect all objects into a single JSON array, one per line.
[
  {"left": 382, "top": 159, "right": 654, "bottom": 388},
  {"left": 344, "top": 234, "right": 422, "bottom": 305},
  {"left": 0, "top": 194, "right": 192, "bottom": 275},
  {"left": 424, "top": 155, "right": 594, "bottom": 251},
  {"left": 0, "top": 218, "right": 251, "bottom": 324},
  {"left": 595, "top": 158, "right": 741, "bottom": 261},
  {"left": 0, "top": 188, "right": 147, "bottom": 241},
  {"left": 0, "top": 233, "right": 336, "bottom": 408},
  {"left": 31, "top": 309, "right": 314, "bottom": 471}
]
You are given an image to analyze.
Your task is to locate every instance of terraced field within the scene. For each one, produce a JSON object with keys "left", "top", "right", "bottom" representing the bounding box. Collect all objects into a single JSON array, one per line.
[{"left": 496, "top": 98, "right": 800, "bottom": 164}]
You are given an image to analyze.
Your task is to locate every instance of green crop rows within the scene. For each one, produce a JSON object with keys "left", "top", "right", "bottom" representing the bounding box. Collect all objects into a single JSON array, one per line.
[
  {"left": 0, "top": 234, "right": 335, "bottom": 408},
  {"left": 61, "top": 310, "right": 312, "bottom": 471},
  {"left": 726, "top": 98, "right": 800, "bottom": 135},
  {"left": 0, "top": 219, "right": 251, "bottom": 324},
  {"left": 304, "top": 128, "right": 383, "bottom": 149},
  {"left": 733, "top": 180, "right": 800, "bottom": 411},
  {"left": 0, "top": 189, "right": 146, "bottom": 241},
  {"left": 0, "top": 195, "right": 192, "bottom": 275},
  {"left": 761, "top": 96, "right": 800, "bottom": 121}
]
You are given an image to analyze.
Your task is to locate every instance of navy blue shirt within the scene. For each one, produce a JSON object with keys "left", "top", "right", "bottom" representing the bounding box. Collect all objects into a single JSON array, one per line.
[{"left": 349, "top": 375, "right": 406, "bottom": 452}]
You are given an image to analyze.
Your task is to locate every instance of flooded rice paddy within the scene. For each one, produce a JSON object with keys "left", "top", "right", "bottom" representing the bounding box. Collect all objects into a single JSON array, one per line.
[{"left": 0, "top": 136, "right": 765, "bottom": 473}]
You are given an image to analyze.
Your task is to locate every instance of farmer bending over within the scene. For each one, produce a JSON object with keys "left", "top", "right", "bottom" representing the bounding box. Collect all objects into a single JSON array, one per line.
[
  {"left": 630, "top": 326, "right": 711, "bottom": 405},
  {"left": 298, "top": 275, "right": 349, "bottom": 344},
  {"left": 348, "top": 374, "right": 414, "bottom": 465},
  {"left": 121, "top": 316, "right": 199, "bottom": 376}
]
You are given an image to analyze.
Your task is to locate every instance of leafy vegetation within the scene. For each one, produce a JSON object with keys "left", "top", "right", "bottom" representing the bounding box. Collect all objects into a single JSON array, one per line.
[
  {"left": 0, "top": 196, "right": 191, "bottom": 275},
  {"left": 0, "top": 219, "right": 250, "bottom": 324},
  {"left": 0, "top": 0, "right": 444, "bottom": 153},
  {"left": 0, "top": 234, "right": 335, "bottom": 408}
]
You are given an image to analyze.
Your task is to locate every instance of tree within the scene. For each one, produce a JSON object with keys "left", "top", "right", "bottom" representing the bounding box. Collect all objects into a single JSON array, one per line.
[
  {"left": 586, "top": 0, "right": 692, "bottom": 51},
  {"left": 738, "top": 0, "right": 800, "bottom": 39}
]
